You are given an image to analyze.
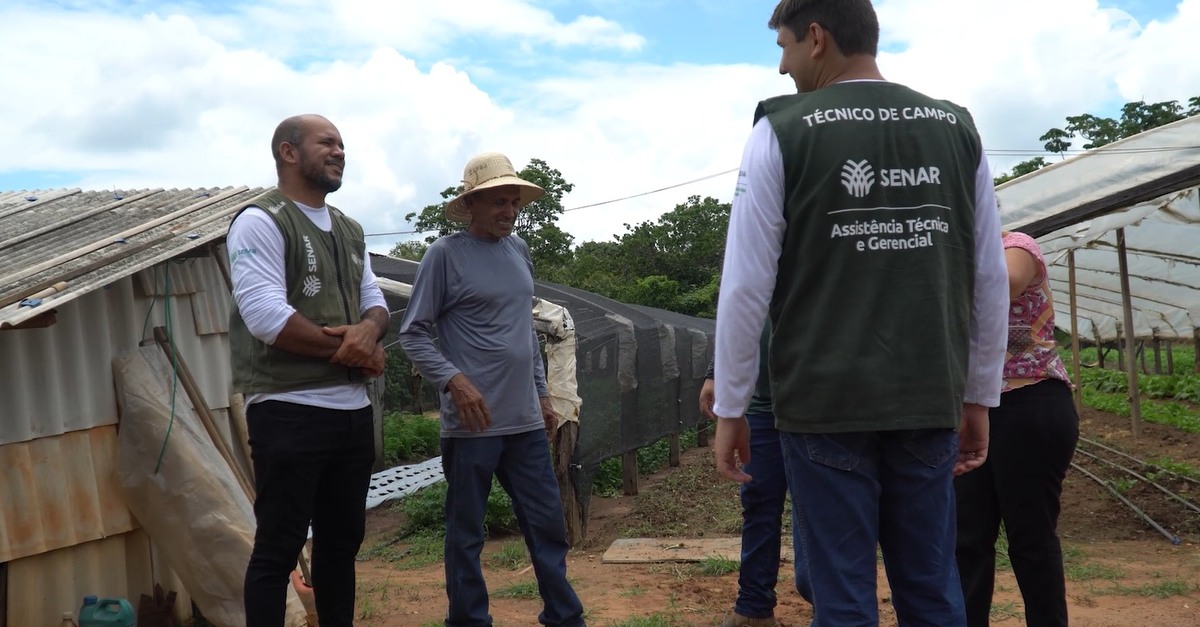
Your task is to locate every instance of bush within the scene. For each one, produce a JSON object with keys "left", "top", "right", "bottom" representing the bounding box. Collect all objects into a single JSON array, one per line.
[
  {"left": 400, "top": 479, "right": 519, "bottom": 536},
  {"left": 382, "top": 412, "right": 441, "bottom": 466}
]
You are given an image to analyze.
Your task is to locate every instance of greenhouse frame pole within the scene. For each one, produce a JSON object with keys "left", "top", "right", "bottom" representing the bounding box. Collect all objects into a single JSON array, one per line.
[
  {"left": 1116, "top": 228, "right": 1143, "bottom": 437},
  {"left": 1068, "top": 249, "right": 1083, "bottom": 415}
]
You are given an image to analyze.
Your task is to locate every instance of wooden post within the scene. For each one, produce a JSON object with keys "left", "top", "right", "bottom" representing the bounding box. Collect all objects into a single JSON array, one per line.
[
  {"left": 669, "top": 432, "right": 681, "bottom": 467},
  {"left": 211, "top": 244, "right": 233, "bottom": 293},
  {"left": 697, "top": 419, "right": 710, "bottom": 447},
  {"left": 1138, "top": 340, "right": 1148, "bottom": 375},
  {"left": 1068, "top": 250, "right": 1083, "bottom": 414},
  {"left": 1115, "top": 228, "right": 1143, "bottom": 437},
  {"left": 553, "top": 421, "right": 585, "bottom": 546},
  {"left": 622, "top": 450, "right": 639, "bottom": 496},
  {"left": 1194, "top": 329, "right": 1200, "bottom": 374},
  {"left": 1152, "top": 332, "right": 1163, "bottom": 375},
  {"left": 1115, "top": 325, "right": 1124, "bottom": 371},
  {"left": 1167, "top": 341, "right": 1175, "bottom": 375},
  {"left": 153, "top": 326, "right": 257, "bottom": 500},
  {"left": 1096, "top": 329, "right": 1106, "bottom": 369},
  {"left": 156, "top": 327, "right": 317, "bottom": 586}
]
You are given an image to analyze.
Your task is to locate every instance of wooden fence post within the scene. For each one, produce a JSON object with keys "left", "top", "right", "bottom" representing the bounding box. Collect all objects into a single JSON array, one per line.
[
  {"left": 553, "top": 421, "right": 585, "bottom": 546},
  {"left": 622, "top": 450, "right": 639, "bottom": 496}
]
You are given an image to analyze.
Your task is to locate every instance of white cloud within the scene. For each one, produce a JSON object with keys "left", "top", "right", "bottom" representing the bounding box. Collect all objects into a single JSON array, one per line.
[
  {"left": 336, "top": 0, "right": 645, "bottom": 55},
  {"left": 489, "top": 61, "right": 785, "bottom": 242},
  {"left": 2, "top": 0, "right": 1199, "bottom": 256}
]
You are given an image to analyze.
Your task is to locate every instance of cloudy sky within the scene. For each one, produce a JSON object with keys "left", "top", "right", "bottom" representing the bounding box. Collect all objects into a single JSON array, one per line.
[{"left": 1, "top": 0, "right": 1196, "bottom": 251}]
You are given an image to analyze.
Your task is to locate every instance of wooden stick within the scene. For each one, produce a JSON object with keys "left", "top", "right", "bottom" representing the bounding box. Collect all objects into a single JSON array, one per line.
[
  {"left": 0, "top": 188, "right": 254, "bottom": 314},
  {"left": 1067, "top": 250, "right": 1083, "bottom": 415},
  {"left": 1115, "top": 229, "right": 1143, "bottom": 437},
  {"left": 622, "top": 450, "right": 639, "bottom": 496},
  {"left": 0, "top": 235, "right": 168, "bottom": 311},
  {"left": 0, "top": 186, "right": 247, "bottom": 289},
  {"left": 211, "top": 244, "right": 233, "bottom": 294},
  {"left": 554, "top": 421, "right": 585, "bottom": 545},
  {"left": 152, "top": 326, "right": 256, "bottom": 500},
  {"left": 0, "top": 189, "right": 161, "bottom": 251},
  {"left": 0, "top": 188, "right": 81, "bottom": 221}
]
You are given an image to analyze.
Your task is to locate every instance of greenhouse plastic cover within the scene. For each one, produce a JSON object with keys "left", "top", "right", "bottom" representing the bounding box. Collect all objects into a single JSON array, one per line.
[{"left": 996, "top": 114, "right": 1200, "bottom": 340}]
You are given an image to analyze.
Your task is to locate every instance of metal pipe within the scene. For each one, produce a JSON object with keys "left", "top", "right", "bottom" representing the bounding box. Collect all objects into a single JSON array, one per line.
[
  {"left": 1071, "top": 462, "right": 1180, "bottom": 545},
  {"left": 1073, "top": 447, "right": 1200, "bottom": 515},
  {"left": 1077, "top": 436, "right": 1200, "bottom": 488}
]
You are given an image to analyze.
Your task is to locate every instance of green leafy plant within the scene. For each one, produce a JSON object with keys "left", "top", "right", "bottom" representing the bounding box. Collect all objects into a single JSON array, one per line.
[{"left": 381, "top": 412, "right": 441, "bottom": 466}]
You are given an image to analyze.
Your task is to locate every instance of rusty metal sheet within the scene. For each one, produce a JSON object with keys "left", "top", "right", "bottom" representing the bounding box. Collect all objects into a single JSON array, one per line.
[
  {"left": 6, "top": 530, "right": 193, "bottom": 627},
  {"left": 0, "top": 425, "right": 135, "bottom": 563}
]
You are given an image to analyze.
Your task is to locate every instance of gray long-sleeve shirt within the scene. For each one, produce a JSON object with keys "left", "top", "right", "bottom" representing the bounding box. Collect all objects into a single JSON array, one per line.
[{"left": 398, "top": 231, "right": 548, "bottom": 437}]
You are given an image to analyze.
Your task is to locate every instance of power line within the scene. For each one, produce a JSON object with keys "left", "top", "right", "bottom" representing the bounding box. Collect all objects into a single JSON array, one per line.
[
  {"left": 363, "top": 142, "right": 1200, "bottom": 238},
  {"left": 562, "top": 168, "right": 739, "bottom": 212},
  {"left": 364, "top": 167, "right": 739, "bottom": 237}
]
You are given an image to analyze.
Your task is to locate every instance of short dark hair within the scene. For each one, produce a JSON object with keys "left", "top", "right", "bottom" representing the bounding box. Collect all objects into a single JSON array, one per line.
[
  {"left": 769, "top": 0, "right": 880, "bottom": 57},
  {"left": 270, "top": 115, "right": 309, "bottom": 168}
]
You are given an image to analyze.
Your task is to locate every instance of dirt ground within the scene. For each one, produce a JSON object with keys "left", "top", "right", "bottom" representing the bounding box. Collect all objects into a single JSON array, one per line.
[{"left": 353, "top": 406, "right": 1200, "bottom": 626}]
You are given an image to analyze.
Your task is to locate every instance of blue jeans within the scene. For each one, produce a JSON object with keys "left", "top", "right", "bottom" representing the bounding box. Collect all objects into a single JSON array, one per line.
[
  {"left": 441, "top": 429, "right": 585, "bottom": 627},
  {"left": 735, "top": 412, "right": 812, "bottom": 619},
  {"left": 780, "top": 428, "right": 966, "bottom": 627}
]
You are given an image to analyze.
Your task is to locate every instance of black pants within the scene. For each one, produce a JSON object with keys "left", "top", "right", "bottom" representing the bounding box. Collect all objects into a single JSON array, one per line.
[
  {"left": 244, "top": 400, "right": 376, "bottom": 627},
  {"left": 955, "top": 379, "right": 1079, "bottom": 627}
]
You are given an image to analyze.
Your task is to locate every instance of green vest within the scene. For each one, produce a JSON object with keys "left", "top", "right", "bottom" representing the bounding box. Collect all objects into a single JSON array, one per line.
[
  {"left": 757, "top": 82, "right": 981, "bottom": 433},
  {"left": 229, "top": 189, "right": 368, "bottom": 394}
]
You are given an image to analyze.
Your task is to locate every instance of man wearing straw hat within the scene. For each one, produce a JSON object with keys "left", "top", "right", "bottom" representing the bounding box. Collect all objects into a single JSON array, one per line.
[{"left": 400, "top": 152, "right": 586, "bottom": 627}]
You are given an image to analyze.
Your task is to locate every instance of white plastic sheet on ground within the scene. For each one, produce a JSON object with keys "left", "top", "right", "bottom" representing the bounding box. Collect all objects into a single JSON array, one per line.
[
  {"left": 365, "top": 457, "right": 444, "bottom": 510},
  {"left": 113, "top": 346, "right": 307, "bottom": 627},
  {"left": 997, "top": 114, "right": 1200, "bottom": 341}
]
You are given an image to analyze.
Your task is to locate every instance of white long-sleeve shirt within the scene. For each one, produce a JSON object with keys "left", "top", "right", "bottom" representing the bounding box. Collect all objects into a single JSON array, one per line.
[
  {"left": 712, "top": 117, "right": 1009, "bottom": 420},
  {"left": 227, "top": 201, "right": 387, "bottom": 410}
]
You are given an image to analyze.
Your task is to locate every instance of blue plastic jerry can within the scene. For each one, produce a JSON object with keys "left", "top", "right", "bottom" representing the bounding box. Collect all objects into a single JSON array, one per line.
[{"left": 79, "top": 596, "right": 135, "bottom": 627}]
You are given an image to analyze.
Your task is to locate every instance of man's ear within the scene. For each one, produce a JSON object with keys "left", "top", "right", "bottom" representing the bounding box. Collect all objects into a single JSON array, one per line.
[{"left": 278, "top": 141, "right": 300, "bottom": 165}]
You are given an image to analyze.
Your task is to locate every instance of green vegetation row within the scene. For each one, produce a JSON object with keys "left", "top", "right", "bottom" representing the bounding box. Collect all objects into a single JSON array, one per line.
[{"left": 1060, "top": 345, "right": 1200, "bottom": 434}]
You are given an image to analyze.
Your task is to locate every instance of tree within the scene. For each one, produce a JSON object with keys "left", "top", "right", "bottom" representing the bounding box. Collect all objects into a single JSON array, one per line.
[
  {"left": 614, "top": 195, "right": 731, "bottom": 289},
  {"left": 1058, "top": 98, "right": 1191, "bottom": 150},
  {"left": 403, "top": 158, "right": 575, "bottom": 277},
  {"left": 995, "top": 96, "right": 1200, "bottom": 185},
  {"left": 555, "top": 196, "right": 730, "bottom": 317},
  {"left": 388, "top": 240, "right": 427, "bottom": 261},
  {"left": 1039, "top": 128, "right": 1072, "bottom": 158},
  {"left": 1063, "top": 113, "right": 1121, "bottom": 149},
  {"left": 994, "top": 157, "right": 1047, "bottom": 186}
]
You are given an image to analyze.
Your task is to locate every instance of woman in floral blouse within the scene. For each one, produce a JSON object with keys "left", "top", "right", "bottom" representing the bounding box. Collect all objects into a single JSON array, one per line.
[{"left": 954, "top": 231, "right": 1079, "bottom": 627}]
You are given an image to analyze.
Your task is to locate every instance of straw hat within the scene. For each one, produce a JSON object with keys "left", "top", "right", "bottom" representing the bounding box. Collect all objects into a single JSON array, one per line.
[{"left": 444, "top": 152, "right": 546, "bottom": 224}]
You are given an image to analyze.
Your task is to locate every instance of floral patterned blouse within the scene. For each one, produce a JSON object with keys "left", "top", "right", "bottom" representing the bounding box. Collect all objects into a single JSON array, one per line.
[{"left": 1003, "top": 232, "right": 1071, "bottom": 392}]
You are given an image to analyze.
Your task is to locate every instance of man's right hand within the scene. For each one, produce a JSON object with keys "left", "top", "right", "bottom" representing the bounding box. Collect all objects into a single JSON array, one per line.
[
  {"left": 447, "top": 374, "right": 491, "bottom": 432},
  {"left": 362, "top": 344, "right": 386, "bottom": 378},
  {"left": 699, "top": 378, "right": 716, "bottom": 420},
  {"left": 714, "top": 416, "right": 752, "bottom": 484}
]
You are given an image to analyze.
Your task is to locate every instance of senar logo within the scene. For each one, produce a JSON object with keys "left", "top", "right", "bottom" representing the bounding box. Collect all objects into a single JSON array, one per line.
[{"left": 841, "top": 159, "right": 875, "bottom": 198}]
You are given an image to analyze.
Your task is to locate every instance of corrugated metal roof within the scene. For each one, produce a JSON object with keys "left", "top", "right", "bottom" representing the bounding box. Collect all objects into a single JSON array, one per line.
[
  {"left": 0, "top": 186, "right": 265, "bottom": 330},
  {"left": 0, "top": 271, "right": 233, "bottom": 445},
  {"left": 0, "top": 425, "right": 135, "bottom": 563}
]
